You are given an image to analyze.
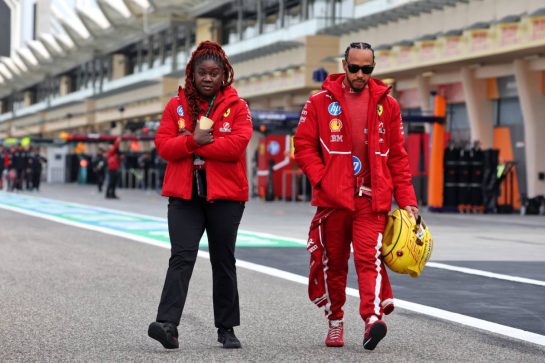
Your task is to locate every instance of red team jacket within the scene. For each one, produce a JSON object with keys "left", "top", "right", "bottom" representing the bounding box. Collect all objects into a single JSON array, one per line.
[
  {"left": 155, "top": 86, "right": 253, "bottom": 201},
  {"left": 296, "top": 74, "right": 417, "bottom": 306},
  {"left": 294, "top": 73, "right": 416, "bottom": 212},
  {"left": 107, "top": 139, "right": 121, "bottom": 171}
]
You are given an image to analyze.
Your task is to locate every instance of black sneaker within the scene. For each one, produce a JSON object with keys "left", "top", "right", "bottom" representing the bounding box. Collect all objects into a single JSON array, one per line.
[
  {"left": 148, "top": 321, "right": 179, "bottom": 349},
  {"left": 217, "top": 328, "right": 241, "bottom": 349}
]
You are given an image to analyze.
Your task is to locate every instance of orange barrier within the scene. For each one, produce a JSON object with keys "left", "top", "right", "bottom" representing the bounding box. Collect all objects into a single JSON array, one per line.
[
  {"left": 427, "top": 95, "right": 446, "bottom": 208},
  {"left": 493, "top": 127, "right": 521, "bottom": 210}
]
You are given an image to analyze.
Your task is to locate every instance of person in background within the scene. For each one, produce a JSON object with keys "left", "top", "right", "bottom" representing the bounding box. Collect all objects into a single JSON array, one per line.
[
  {"left": 6, "top": 147, "right": 16, "bottom": 191},
  {"left": 0, "top": 145, "right": 5, "bottom": 190},
  {"left": 93, "top": 147, "right": 107, "bottom": 193},
  {"left": 105, "top": 137, "right": 122, "bottom": 199},
  {"left": 30, "top": 147, "right": 47, "bottom": 191},
  {"left": 148, "top": 40, "right": 252, "bottom": 350},
  {"left": 138, "top": 151, "right": 151, "bottom": 189},
  {"left": 12, "top": 146, "right": 25, "bottom": 191},
  {"left": 294, "top": 42, "right": 418, "bottom": 351}
]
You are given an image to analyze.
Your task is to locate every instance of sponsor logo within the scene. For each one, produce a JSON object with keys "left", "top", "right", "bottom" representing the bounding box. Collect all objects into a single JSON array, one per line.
[
  {"left": 178, "top": 118, "right": 185, "bottom": 129},
  {"left": 220, "top": 122, "right": 232, "bottom": 132},
  {"left": 267, "top": 140, "right": 280, "bottom": 155},
  {"left": 223, "top": 108, "right": 231, "bottom": 118},
  {"left": 377, "top": 104, "right": 383, "bottom": 116},
  {"left": 177, "top": 105, "right": 184, "bottom": 116},
  {"left": 307, "top": 237, "right": 318, "bottom": 252},
  {"left": 329, "top": 118, "right": 343, "bottom": 132},
  {"left": 327, "top": 102, "right": 342, "bottom": 116},
  {"left": 299, "top": 105, "right": 308, "bottom": 123},
  {"left": 352, "top": 155, "right": 362, "bottom": 174},
  {"left": 379, "top": 127, "right": 386, "bottom": 134},
  {"left": 330, "top": 134, "right": 343, "bottom": 142},
  {"left": 379, "top": 138, "right": 384, "bottom": 143}
]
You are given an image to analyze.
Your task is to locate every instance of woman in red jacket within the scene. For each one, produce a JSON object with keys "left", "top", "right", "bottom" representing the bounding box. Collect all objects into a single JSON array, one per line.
[{"left": 148, "top": 41, "right": 252, "bottom": 350}]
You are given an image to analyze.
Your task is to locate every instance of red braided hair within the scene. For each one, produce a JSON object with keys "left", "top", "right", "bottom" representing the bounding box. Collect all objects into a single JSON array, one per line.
[{"left": 184, "top": 40, "right": 235, "bottom": 124}]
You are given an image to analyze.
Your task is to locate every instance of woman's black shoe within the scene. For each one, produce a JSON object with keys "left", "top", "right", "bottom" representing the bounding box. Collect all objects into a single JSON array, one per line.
[
  {"left": 148, "top": 322, "right": 179, "bottom": 349},
  {"left": 217, "top": 328, "right": 241, "bottom": 349}
]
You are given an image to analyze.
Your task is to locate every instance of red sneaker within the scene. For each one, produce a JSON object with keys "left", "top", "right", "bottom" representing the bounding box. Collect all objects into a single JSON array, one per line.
[
  {"left": 363, "top": 316, "right": 387, "bottom": 351},
  {"left": 325, "top": 319, "right": 344, "bottom": 347},
  {"left": 381, "top": 298, "right": 395, "bottom": 315}
]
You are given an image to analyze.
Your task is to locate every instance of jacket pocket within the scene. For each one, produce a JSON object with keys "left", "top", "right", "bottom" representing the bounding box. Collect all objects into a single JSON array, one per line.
[{"left": 318, "top": 154, "right": 353, "bottom": 206}]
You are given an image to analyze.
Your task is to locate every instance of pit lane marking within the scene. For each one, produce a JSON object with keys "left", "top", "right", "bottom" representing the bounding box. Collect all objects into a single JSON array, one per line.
[{"left": 1, "top": 192, "right": 545, "bottom": 347}]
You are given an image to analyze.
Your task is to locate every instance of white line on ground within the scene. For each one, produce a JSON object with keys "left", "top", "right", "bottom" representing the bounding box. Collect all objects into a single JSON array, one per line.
[
  {"left": 233, "top": 256, "right": 545, "bottom": 347},
  {"left": 2, "top": 201, "right": 545, "bottom": 347},
  {"left": 427, "top": 262, "right": 545, "bottom": 287},
  {"left": 3, "top": 193, "right": 542, "bottom": 285}
]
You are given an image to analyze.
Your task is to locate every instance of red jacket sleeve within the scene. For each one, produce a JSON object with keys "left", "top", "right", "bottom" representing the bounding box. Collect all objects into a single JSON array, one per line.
[
  {"left": 154, "top": 98, "right": 199, "bottom": 162},
  {"left": 107, "top": 139, "right": 119, "bottom": 158},
  {"left": 294, "top": 99, "right": 326, "bottom": 188},
  {"left": 196, "top": 100, "right": 252, "bottom": 162},
  {"left": 386, "top": 97, "right": 417, "bottom": 208}
]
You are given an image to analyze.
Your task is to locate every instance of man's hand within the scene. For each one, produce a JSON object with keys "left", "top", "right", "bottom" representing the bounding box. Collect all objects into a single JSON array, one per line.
[
  {"left": 178, "top": 128, "right": 192, "bottom": 136},
  {"left": 404, "top": 205, "right": 419, "bottom": 221},
  {"left": 193, "top": 123, "right": 214, "bottom": 145}
]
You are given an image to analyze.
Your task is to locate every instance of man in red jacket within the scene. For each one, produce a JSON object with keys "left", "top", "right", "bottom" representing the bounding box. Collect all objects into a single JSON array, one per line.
[
  {"left": 105, "top": 137, "right": 122, "bottom": 199},
  {"left": 295, "top": 42, "right": 419, "bottom": 350}
]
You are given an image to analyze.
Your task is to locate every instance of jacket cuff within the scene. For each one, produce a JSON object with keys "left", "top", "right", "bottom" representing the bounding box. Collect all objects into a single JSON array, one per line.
[
  {"left": 186, "top": 135, "right": 199, "bottom": 152},
  {"left": 395, "top": 189, "right": 417, "bottom": 209}
]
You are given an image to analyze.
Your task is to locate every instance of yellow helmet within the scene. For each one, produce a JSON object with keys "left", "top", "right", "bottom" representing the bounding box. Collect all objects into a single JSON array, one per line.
[{"left": 382, "top": 208, "right": 433, "bottom": 278}]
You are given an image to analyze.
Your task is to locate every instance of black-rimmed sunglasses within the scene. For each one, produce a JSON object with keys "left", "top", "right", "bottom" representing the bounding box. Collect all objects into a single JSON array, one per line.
[{"left": 346, "top": 64, "right": 374, "bottom": 74}]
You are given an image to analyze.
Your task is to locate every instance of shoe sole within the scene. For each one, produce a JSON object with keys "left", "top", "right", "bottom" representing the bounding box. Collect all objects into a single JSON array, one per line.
[
  {"left": 148, "top": 323, "right": 179, "bottom": 349},
  {"left": 363, "top": 322, "right": 387, "bottom": 351},
  {"left": 326, "top": 341, "right": 344, "bottom": 347}
]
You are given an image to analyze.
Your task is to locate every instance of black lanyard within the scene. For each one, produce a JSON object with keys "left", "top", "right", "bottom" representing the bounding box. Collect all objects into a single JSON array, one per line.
[
  {"left": 194, "top": 94, "right": 217, "bottom": 163},
  {"left": 204, "top": 94, "right": 217, "bottom": 118}
]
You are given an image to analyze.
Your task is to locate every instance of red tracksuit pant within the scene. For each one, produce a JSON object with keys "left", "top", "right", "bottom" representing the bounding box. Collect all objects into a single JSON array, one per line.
[{"left": 318, "top": 196, "right": 393, "bottom": 321}]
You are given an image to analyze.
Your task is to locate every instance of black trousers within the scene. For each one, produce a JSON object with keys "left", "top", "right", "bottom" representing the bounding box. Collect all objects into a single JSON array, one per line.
[
  {"left": 32, "top": 170, "right": 42, "bottom": 191},
  {"left": 96, "top": 172, "right": 105, "bottom": 192},
  {"left": 106, "top": 170, "right": 119, "bottom": 197},
  {"left": 156, "top": 190, "right": 245, "bottom": 328}
]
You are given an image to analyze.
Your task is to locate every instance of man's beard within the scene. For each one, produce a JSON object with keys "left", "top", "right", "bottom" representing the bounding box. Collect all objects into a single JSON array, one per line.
[{"left": 349, "top": 79, "right": 366, "bottom": 92}]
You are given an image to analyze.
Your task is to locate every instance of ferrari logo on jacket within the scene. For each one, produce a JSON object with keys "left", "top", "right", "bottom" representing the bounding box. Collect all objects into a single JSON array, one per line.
[
  {"left": 329, "top": 118, "right": 343, "bottom": 132},
  {"left": 178, "top": 118, "right": 185, "bottom": 130},
  {"left": 223, "top": 108, "right": 231, "bottom": 118},
  {"left": 377, "top": 104, "right": 383, "bottom": 116}
]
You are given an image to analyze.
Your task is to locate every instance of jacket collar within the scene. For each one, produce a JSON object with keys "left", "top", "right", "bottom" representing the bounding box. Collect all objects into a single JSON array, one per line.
[
  {"left": 322, "top": 73, "right": 390, "bottom": 102},
  {"left": 177, "top": 85, "right": 240, "bottom": 121}
]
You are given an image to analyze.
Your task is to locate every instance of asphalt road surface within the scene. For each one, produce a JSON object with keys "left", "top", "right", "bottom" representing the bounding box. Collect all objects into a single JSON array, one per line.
[{"left": 1, "top": 184, "right": 544, "bottom": 362}]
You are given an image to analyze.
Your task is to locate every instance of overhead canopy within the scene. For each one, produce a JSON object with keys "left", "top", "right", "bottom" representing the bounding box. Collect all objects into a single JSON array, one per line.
[{"left": 0, "top": 0, "right": 223, "bottom": 98}]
